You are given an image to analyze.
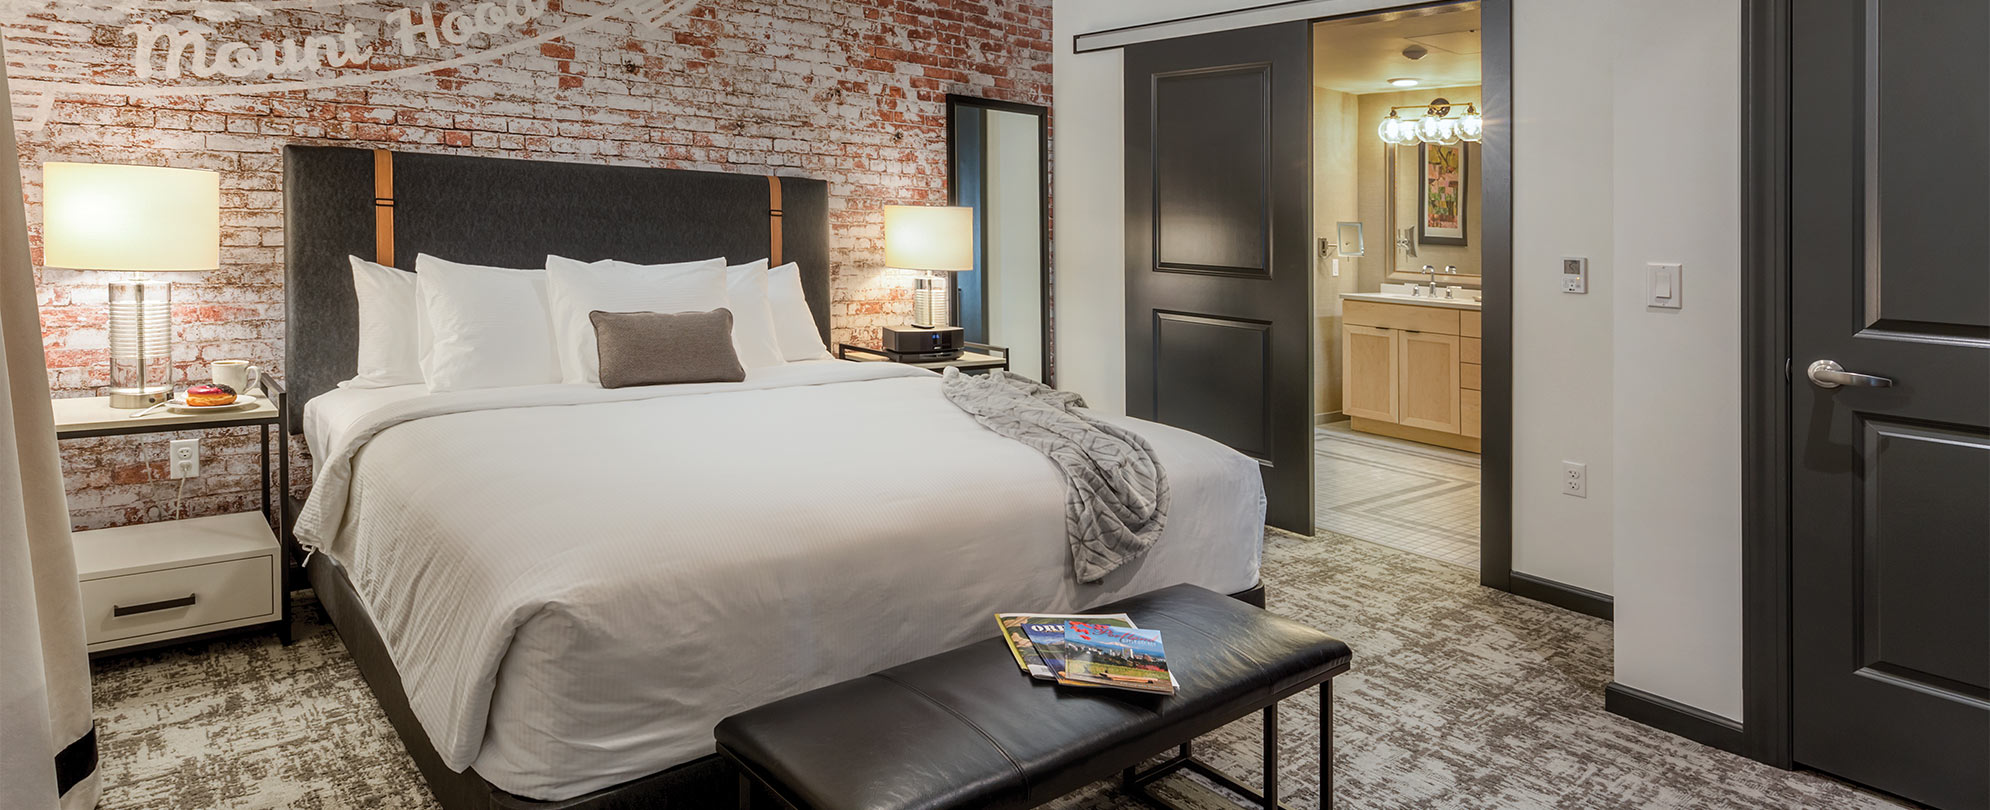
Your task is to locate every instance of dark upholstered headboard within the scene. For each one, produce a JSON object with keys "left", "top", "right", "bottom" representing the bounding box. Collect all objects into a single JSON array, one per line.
[{"left": 282, "top": 145, "right": 831, "bottom": 430}]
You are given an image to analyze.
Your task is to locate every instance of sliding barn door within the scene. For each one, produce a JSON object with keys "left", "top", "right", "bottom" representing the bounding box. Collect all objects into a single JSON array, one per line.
[
  {"left": 1125, "top": 23, "right": 1313, "bottom": 533},
  {"left": 1789, "top": 1, "right": 1989, "bottom": 808}
]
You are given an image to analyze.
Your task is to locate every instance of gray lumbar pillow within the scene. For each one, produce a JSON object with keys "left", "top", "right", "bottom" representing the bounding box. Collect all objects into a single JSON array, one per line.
[{"left": 589, "top": 308, "right": 746, "bottom": 389}]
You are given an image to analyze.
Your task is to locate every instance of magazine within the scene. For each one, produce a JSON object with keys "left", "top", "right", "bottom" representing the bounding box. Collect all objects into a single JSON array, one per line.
[
  {"left": 994, "top": 612, "right": 1137, "bottom": 681},
  {"left": 1061, "top": 621, "right": 1175, "bottom": 695}
]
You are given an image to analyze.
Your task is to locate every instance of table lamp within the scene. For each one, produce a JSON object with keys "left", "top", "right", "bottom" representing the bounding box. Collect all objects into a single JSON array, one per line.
[
  {"left": 41, "top": 162, "right": 220, "bottom": 408},
  {"left": 883, "top": 204, "right": 973, "bottom": 328}
]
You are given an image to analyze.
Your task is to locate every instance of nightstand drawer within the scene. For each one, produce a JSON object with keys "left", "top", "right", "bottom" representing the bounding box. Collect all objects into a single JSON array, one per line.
[{"left": 80, "top": 554, "right": 277, "bottom": 649}]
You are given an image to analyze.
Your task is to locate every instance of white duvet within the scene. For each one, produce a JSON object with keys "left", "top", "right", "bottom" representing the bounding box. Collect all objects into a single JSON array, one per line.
[{"left": 296, "top": 361, "right": 1265, "bottom": 800}]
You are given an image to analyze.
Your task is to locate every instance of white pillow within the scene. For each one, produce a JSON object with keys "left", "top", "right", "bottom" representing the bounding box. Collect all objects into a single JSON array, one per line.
[
  {"left": 344, "top": 256, "right": 423, "bottom": 388},
  {"left": 415, "top": 254, "right": 562, "bottom": 392},
  {"left": 544, "top": 255, "right": 729, "bottom": 384},
  {"left": 724, "top": 259, "right": 785, "bottom": 370},
  {"left": 767, "top": 262, "right": 833, "bottom": 362}
]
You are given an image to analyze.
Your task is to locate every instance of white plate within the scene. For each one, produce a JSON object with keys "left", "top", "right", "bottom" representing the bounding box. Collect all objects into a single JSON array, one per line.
[{"left": 164, "top": 393, "right": 261, "bottom": 413}]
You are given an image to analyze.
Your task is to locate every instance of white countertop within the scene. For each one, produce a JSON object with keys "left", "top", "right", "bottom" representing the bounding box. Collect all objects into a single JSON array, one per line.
[{"left": 1340, "top": 291, "right": 1482, "bottom": 311}]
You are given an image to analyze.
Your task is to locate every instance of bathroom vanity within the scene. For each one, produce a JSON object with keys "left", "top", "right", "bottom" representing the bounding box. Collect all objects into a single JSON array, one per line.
[{"left": 1340, "top": 290, "right": 1481, "bottom": 452}]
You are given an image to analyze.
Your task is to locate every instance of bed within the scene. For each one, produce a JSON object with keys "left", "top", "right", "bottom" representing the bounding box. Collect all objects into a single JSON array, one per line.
[{"left": 282, "top": 146, "right": 1267, "bottom": 808}]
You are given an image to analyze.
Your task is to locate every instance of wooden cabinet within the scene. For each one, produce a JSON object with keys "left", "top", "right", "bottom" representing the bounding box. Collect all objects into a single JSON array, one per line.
[
  {"left": 1342, "top": 325, "right": 1398, "bottom": 422},
  {"left": 1398, "top": 331, "right": 1461, "bottom": 433},
  {"left": 1341, "top": 299, "right": 1482, "bottom": 452}
]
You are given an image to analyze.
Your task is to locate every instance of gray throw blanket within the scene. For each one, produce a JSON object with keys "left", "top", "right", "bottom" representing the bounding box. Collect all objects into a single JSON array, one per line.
[{"left": 940, "top": 368, "right": 1170, "bottom": 582}]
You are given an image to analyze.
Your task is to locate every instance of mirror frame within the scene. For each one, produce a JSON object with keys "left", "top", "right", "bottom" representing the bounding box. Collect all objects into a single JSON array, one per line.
[
  {"left": 946, "top": 94, "right": 1053, "bottom": 384},
  {"left": 1335, "top": 221, "right": 1365, "bottom": 257}
]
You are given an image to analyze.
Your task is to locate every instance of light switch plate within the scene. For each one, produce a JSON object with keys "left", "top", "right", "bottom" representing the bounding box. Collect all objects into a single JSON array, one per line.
[
  {"left": 1561, "top": 256, "right": 1587, "bottom": 294},
  {"left": 1649, "top": 262, "right": 1683, "bottom": 308}
]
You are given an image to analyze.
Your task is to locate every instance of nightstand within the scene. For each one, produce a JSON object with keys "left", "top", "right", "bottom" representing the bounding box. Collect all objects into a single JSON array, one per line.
[
  {"left": 837, "top": 342, "right": 1011, "bottom": 373},
  {"left": 54, "top": 378, "right": 294, "bottom": 654}
]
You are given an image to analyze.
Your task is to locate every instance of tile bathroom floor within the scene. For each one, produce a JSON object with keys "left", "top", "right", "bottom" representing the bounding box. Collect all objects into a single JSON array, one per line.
[{"left": 1315, "top": 421, "right": 1480, "bottom": 568}]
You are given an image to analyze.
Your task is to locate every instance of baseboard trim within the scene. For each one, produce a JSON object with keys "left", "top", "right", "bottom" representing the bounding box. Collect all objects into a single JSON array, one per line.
[
  {"left": 1508, "top": 571, "right": 1613, "bottom": 620},
  {"left": 1605, "top": 682, "right": 1746, "bottom": 757},
  {"left": 1314, "top": 411, "right": 1347, "bottom": 426},
  {"left": 1347, "top": 416, "right": 1481, "bottom": 453}
]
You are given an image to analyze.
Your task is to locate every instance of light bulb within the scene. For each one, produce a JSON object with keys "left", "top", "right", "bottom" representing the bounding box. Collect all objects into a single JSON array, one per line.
[
  {"left": 1435, "top": 118, "right": 1461, "bottom": 145},
  {"left": 1378, "top": 114, "right": 1406, "bottom": 144},
  {"left": 1391, "top": 119, "right": 1419, "bottom": 145},
  {"left": 1458, "top": 105, "right": 1484, "bottom": 142},
  {"left": 1417, "top": 115, "right": 1446, "bottom": 143}
]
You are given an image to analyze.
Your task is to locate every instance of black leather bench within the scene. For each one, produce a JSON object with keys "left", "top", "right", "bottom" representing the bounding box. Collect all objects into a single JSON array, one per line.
[{"left": 715, "top": 584, "right": 1352, "bottom": 810}]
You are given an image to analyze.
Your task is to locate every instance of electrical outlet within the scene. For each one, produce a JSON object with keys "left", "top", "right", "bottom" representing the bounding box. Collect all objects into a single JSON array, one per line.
[
  {"left": 169, "top": 438, "right": 200, "bottom": 479},
  {"left": 1562, "top": 461, "right": 1587, "bottom": 498}
]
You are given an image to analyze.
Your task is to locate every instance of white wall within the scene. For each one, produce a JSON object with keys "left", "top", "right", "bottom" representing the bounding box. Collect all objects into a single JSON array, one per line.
[
  {"left": 1608, "top": 0, "right": 1744, "bottom": 721},
  {"left": 1053, "top": 0, "right": 1746, "bottom": 722},
  {"left": 1509, "top": 1, "right": 1615, "bottom": 595}
]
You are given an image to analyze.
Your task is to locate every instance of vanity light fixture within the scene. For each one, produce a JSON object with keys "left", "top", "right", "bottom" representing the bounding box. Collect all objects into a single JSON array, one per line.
[{"left": 1375, "top": 99, "right": 1483, "bottom": 145}]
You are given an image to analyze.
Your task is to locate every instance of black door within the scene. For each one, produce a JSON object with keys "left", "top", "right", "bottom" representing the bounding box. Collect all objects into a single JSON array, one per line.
[
  {"left": 1125, "top": 23, "right": 1313, "bottom": 533},
  {"left": 1790, "top": 2, "right": 1989, "bottom": 808}
]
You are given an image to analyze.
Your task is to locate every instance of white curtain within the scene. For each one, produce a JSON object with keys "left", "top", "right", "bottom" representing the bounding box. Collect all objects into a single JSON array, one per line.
[{"left": 1, "top": 48, "right": 101, "bottom": 810}]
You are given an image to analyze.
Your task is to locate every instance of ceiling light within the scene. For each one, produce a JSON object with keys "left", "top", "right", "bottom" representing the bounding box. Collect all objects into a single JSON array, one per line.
[{"left": 1388, "top": 78, "right": 1420, "bottom": 88}]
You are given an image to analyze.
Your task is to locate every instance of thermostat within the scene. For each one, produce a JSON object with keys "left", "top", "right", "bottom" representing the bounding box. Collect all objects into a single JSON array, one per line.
[{"left": 1561, "top": 256, "right": 1588, "bottom": 294}]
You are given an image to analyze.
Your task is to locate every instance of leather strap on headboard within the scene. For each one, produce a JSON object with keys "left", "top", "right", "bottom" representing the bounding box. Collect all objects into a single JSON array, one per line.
[
  {"left": 766, "top": 175, "right": 783, "bottom": 266},
  {"left": 373, "top": 150, "right": 395, "bottom": 265}
]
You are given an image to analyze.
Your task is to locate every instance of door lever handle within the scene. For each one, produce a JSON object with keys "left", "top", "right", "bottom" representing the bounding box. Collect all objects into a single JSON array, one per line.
[{"left": 1807, "top": 359, "right": 1893, "bottom": 389}]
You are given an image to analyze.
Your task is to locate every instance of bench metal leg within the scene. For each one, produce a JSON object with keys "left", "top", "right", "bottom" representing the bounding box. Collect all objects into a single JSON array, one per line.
[
  {"left": 1321, "top": 681, "right": 1333, "bottom": 810},
  {"left": 1123, "top": 688, "right": 1336, "bottom": 810},
  {"left": 1262, "top": 703, "right": 1279, "bottom": 808},
  {"left": 739, "top": 772, "right": 753, "bottom": 810}
]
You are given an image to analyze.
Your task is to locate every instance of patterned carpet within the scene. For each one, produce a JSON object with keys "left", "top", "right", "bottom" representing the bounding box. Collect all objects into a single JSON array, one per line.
[
  {"left": 1316, "top": 422, "right": 1482, "bottom": 568},
  {"left": 89, "top": 530, "right": 1905, "bottom": 810}
]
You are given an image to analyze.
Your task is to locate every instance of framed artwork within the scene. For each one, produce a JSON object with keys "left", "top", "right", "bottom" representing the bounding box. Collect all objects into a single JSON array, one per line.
[{"left": 1419, "top": 141, "right": 1468, "bottom": 246}]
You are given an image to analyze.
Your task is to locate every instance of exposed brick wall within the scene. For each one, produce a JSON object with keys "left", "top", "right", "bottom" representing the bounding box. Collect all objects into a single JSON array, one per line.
[{"left": 9, "top": 0, "right": 1051, "bottom": 530}]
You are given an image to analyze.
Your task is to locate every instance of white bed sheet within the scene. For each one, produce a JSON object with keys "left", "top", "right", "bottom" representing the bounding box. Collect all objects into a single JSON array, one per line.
[{"left": 297, "top": 361, "right": 1265, "bottom": 800}]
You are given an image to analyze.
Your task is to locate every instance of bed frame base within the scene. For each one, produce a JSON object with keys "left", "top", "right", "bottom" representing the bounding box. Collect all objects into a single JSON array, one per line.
[{"left": 307, "top": 552, "right": 1268, "bottom": 809}]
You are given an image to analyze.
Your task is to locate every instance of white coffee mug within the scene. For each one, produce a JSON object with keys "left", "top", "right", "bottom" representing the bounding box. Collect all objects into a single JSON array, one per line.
[{"left": 211, "top": 360, "right": 260, "bottom": 394}]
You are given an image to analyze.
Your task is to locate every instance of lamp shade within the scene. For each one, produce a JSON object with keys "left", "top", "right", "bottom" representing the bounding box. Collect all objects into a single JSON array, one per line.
[
  {"left": 41, "top": 162, "right": 220, "bottom": 272},
  {"left": 883, "top": 205, "right": 973, "bottom": 272}
]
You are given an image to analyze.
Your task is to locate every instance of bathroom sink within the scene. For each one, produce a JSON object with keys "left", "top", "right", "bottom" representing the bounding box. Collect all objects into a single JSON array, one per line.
[{"left": 1339, "top": 291, "right": 1482, "bottom": 310}]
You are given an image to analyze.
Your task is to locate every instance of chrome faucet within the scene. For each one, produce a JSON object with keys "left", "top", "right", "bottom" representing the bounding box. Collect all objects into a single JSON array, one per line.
[
  {"left": 1442, "top": 266, "right": 1458, "bottom": 298},
  {"left": 1423, "top": 265, "right": 1438, "bottom": 296}
]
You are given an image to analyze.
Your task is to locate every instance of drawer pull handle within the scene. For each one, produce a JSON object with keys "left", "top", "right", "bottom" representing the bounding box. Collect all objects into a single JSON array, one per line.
[{"left": 113, "top": 594, "right": 196, "bottom": 617}]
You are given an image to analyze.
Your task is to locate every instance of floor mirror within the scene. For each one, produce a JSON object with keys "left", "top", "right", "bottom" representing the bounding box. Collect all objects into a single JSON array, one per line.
[{"left": 947, "top": 95, "right": 1050, "bottom": 383}]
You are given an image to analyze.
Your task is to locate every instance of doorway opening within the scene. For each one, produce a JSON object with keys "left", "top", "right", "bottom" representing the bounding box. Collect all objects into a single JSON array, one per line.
[{"left": 1309, "top": 3, "right": 1487, "bottom": 569}]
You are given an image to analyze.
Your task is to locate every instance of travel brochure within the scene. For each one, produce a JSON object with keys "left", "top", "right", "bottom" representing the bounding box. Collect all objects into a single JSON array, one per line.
[{"left": 995, "top": 612, "right": 1176, "bottom": 695}]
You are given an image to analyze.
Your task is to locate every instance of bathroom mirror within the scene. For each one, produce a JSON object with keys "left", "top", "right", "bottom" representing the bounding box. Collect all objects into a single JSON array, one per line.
[
  {"left": 1383, "top": 138, "right": 1482, "bottom": 284},
  {"left": 1335, "top": 221, "right": 1365, "bottom": 257},
  {"left": 947, "top": 95, "right": 1050, "bottom": 382}
]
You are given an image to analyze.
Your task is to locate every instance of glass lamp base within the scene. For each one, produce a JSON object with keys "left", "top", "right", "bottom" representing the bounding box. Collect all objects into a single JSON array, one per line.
[{"left": 108, "top": 387, "right": 171, "bottom": 409}]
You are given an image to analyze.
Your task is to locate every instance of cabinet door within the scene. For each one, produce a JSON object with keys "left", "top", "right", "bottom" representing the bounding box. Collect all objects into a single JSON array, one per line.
[
  {"left": 1341, "top": 325, "right": 1397, "bottom": 422},
  {"left": 1398, "top": 331, "right": 1461, "bottom": 433},
  {"left": 1461, "top": 388, "right": 1482, "bottom": 438}
]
